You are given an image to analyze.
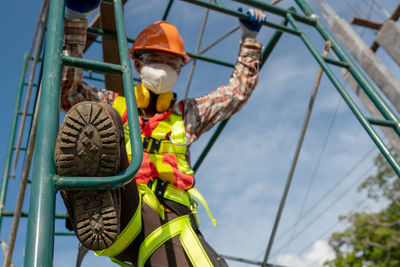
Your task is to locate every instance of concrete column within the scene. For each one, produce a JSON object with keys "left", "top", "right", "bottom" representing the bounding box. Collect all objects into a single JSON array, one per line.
[
  {"left": 375, "top": 20, "right": 400, "bottom": 66},
  {"left": 310, "top": 0, "right": 400, "bottom": 113}
]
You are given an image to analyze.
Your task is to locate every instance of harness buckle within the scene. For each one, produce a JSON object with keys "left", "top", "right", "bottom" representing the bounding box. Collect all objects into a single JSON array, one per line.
[
  {"left": 143, "top": 137, "right": 161, "bottom": 153},
  {"left": 150, "top": 138, "right": 161, "bottom": 153}
]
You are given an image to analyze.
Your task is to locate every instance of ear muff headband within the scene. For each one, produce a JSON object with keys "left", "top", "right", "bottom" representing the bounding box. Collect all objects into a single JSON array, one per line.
[{"left": 134, "top": 83, "right": 173, "bottom": 113}]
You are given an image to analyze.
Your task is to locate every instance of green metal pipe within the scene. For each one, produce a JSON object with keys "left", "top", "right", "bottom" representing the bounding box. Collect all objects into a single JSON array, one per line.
[
  {"left": 54, "top": 0, "right": 143, "bottom": 190},
  {"left": 24, "top": 0, "right": 65, "bottom": 265},
  {"left": 192, "top": 19, "right": 285, "bottom": 171},
  {"left": 323, "top": 57, "right": 349, "bottom": 68},
  {"left": 87, "top": 27, "right": 136, "bottom": 43},
  {"left": 0, "top": 54, "right": 29, "bottom": 231},
  {"left": 285, "top": 13, "right": 400, "bottom": 176},
  {"left": 367, "top": 118, "right": 397, "bottom": 128},
  {"left": 295, "top": 0, "right": 400, "bottom": 135},
  {"left": 162, "top": 0, "right": 175, "bottom": 20},
  {"left": 187, "top": 52, "right": 234, "bottom": 68},
  {"left": 18, "top": 112, "right": 33, "bottom": 116},
  {"left": 213, "top": 0, "right": 222, "bottom": 6},
  {"left": 180, "top": 0, "right": 302, "bottom": 36},
  {"left": 231, "top": 0, "right": 317, "bottom": 26},
  {"left": 88, "top": 26, "right": 235, "bottom": 68},
  {"left": 54, "top": 232, "right": 75, "bottom": 236},
  {"left": 61, "top": 55, "right": 124, "bottom": 74},
  {"left": 24, "top": 83, "right": 38, "bottom": 87},
  {"left": 183, "top": 0, "right": 316, "bottom": 26},
  {"left": 83, "top": 75, "right": 105, "bottom": 82},
  {"left": 1, "top": 211, "right": 67, "bottom": 219}
]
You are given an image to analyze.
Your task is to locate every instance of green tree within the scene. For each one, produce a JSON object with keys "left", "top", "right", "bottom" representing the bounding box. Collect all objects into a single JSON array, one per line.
[{"left": 325, "top": 151, "right": 400, "bottom": 267}]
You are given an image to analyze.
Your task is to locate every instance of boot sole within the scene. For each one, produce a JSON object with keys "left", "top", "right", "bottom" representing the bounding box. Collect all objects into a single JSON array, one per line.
[{"left": 55, "top": 101, "right": 121, "bottom": 250}]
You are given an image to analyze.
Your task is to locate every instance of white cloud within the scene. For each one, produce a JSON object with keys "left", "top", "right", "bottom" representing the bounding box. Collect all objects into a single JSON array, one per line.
[{"left": 277, "top": 240, "right": 335, "bottom": 267}]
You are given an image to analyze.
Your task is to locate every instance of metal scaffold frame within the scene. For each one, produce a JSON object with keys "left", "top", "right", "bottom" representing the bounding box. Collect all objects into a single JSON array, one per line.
[{"left": 1, "top": 0, "right": 400, "bottom": 266}]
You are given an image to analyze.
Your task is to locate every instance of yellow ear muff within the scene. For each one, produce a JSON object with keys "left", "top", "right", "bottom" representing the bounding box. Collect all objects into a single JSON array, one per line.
[
  {"left": 134, "top": 83, "right": 150, "bottom": 109},
  {"left": 156, "top": 92, "right": 174, "bottom": 113}
]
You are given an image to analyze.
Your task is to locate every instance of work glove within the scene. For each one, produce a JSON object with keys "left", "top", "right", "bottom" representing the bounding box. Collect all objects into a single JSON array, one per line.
[
  {"left": 65, "top": 0, "right": 101, "bottom": 20},
  {"left": 238, "top": 8, "right": 266, "bottom": 39}
]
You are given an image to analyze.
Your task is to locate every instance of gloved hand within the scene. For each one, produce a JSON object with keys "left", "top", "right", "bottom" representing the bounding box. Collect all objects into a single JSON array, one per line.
[
  {"left": 238, "top": 8, "right": 266, "bottom": 39},
  {"left": 65, "top": 0, "right": 101, "bottom": 20}
]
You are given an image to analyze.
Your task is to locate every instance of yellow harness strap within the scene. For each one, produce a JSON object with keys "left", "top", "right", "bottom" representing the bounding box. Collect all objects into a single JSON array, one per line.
[
  {"left": 137, "top": 215, "right": 213, "bottom": 267},
  {"left": 96, "top": 183, "right": 216, "bottom": 267},
  {"left": 188, "top": 187, "right": 217, "bottom": 227}
]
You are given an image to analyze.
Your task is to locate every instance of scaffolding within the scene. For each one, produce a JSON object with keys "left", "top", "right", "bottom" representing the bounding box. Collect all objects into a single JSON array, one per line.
[{"left": 1, "top": 0, "right": 400, "bottom": 266}]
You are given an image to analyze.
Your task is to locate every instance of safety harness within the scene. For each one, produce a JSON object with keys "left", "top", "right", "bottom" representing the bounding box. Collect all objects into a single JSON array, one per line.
[
  {"left": 95, "top": 181, "right": 216, "bottom": 267},
  {"left": 95, "top": 95, "right": 216, "bottom": 266}
]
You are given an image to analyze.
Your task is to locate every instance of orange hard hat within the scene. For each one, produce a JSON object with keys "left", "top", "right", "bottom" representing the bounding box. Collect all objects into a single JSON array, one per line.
[{"left": 130, "top": 21, "right": 190, "bottom": 64}]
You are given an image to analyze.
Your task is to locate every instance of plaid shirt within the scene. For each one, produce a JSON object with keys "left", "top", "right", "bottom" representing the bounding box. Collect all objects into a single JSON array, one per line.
[{"left": 61, "top": 19, "right": 262, "bottom": 146}]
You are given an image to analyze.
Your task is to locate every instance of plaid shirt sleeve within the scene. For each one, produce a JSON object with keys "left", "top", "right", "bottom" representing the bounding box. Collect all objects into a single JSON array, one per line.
[
  {"left": 61, "top": 19, "right": 115, "bottom": 112},
  {"left": 180, "top": 37, "right": 263, "bottom": 145}
]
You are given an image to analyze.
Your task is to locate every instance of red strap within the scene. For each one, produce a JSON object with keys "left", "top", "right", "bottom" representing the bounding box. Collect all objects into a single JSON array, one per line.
[
  {"left": 142, "top": 110, "right": 172, "bottom": 137},
  {"left": 121, "top": 110, "right": 128, "bottom": 124}
]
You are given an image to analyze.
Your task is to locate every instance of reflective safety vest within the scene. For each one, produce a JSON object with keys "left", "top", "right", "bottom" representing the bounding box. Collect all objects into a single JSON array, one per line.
[{"left": 112, "top": 94, "right": 195, "bottom": 190}]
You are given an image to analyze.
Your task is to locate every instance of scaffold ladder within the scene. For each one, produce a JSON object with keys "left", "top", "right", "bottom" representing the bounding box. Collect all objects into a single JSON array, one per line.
[{"left": 2, "top": 0, "right": 400, "bottom": 266}]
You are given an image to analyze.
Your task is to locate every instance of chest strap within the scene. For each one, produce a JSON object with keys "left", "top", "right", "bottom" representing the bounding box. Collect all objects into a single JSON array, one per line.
[{"left": 142, "top": 136, "right": 186, "bottom": 154}]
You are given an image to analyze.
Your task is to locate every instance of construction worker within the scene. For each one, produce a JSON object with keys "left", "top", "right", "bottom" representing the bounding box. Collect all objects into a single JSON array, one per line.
[{"left": 55, "top": 0, "right": 266, "bottom": 266}]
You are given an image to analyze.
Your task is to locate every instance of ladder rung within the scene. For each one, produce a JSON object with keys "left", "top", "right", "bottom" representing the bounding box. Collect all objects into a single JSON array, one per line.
[
  {"left": 18, "top": 111, "right": 33, "bottom": 116},
  {"left": 87, "top": 27, "right": 116, "bottom": 39},
  {"left": 87, "top": 27, "right": 135, "bottom": 43},
  {"left": 23, "top": 82, "right": 38, "bottom": 87},
  {"left": 1, "top": 210, "right": 68, "bottom": 219},
  {"left": 29, "top": 57, "right": 42, "bottom": 62},
  {"left": 367, "top": 117, "right": 397, "bottom": 127},
  {"left": 323, "top": 57, "right": 349, "bottom": 68},
  {"left": 13, "top": 147, "right": 27, "bottom": 151},
  {"left": 83, "top": 75, "right": 105, "bottom": 83},
  {"left": 55, "top": 232, "right": 75, "bottom": 236},
  {"left": 61, "top": 55, "right": 124, "bottom": 74}
]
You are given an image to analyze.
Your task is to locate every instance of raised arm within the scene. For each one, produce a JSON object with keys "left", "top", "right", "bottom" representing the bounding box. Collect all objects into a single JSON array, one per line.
[
  {"left": 61, "top": 1, "right": 115, "bottom": 112},
  {"left": 181, "top": 9, "right": 265, "bottom": 145}
]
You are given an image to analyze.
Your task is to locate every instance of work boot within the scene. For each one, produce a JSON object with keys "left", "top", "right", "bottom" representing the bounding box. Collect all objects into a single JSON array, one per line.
[{"left": 55, "top": 101, "right": 122, "bottom": 250}]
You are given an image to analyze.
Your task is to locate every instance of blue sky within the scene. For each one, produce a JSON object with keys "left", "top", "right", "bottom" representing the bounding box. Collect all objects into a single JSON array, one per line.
[{"left": 1, "top": 0, "right": 399, "bottom": 267}]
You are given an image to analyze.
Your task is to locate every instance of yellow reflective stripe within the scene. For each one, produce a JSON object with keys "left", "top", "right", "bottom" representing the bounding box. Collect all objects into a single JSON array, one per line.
[
  {"left": 112, "top": 96, "right": 127, "bottom": 118},
  {"left": 163, "top": 183, "right": 191, "bottom": 207},
  {"left": 180, "top": 219, "right": 213, "bottom": 267},
  {"left": 137, "top": 183, "right": 165, "bottom": 220},
  {"left": 169, "top": 113, "right": 186, "bottom": 144},
  {"left": 110, "top": 257, "right": 134, "bottom": 267},
  {"left": 158, "top": 141, "right": 186, "bottom": 154},
  {"left": 176, "top": 154, "right": 194, "bottom": 174},
  {"left": 149, "top": 153, "right": 175, "bottom": 183},
  {"left": 95, "top": 198, "right": 142, "bottom": 257},
  {"left": 151, "top": 119, "right": 170, "bottom": 140},
  {"left": 138, "top": 216, "right": 188, "bottom": 267},
  {"left": 188, "top": 188, "right": 217, "bottom": 227},
  {"left": 126, "top": 139, "right": 132, "bottom": 162}
]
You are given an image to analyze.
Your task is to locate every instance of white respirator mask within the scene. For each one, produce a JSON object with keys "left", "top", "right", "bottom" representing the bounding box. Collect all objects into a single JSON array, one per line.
[{"left": 139, "top": 63, "right": 178, "bottom": 94}]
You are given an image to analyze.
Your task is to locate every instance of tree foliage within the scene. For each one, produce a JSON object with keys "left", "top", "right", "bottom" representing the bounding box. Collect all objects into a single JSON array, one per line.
[{"left": 325, "top": 151, "right": 400, "bottom": 267}]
